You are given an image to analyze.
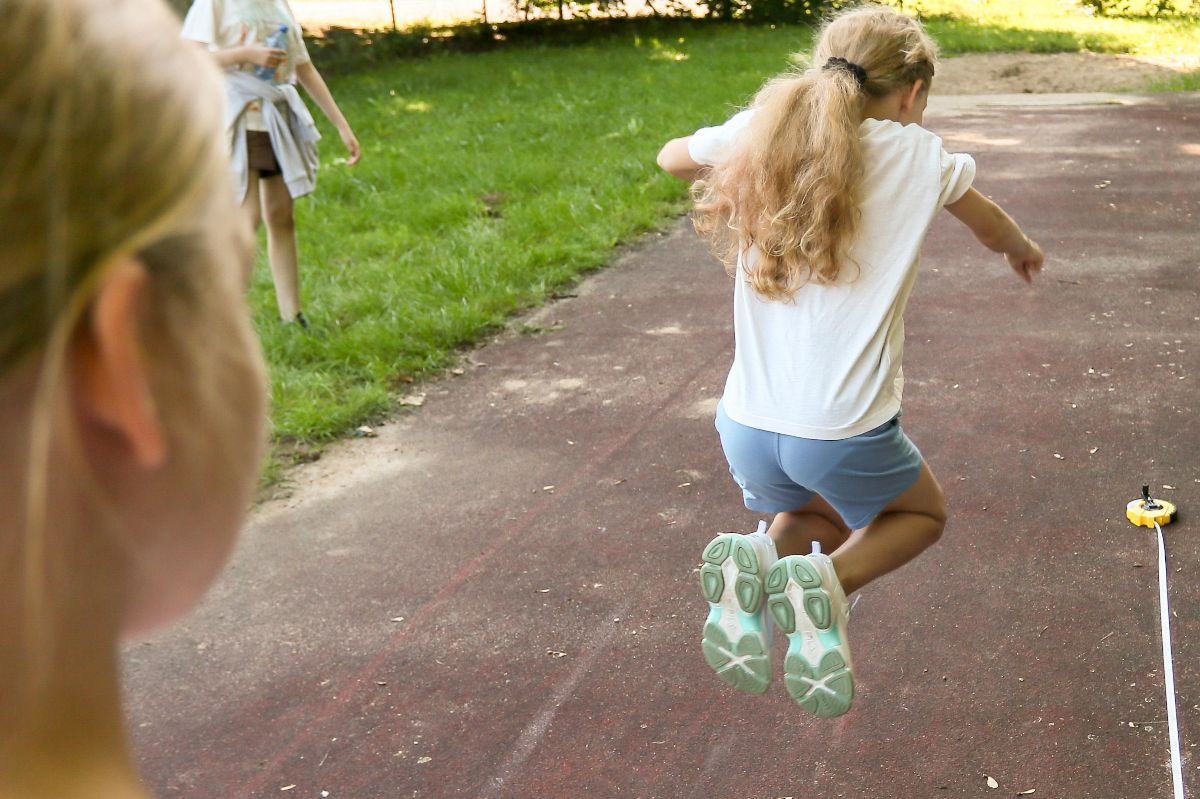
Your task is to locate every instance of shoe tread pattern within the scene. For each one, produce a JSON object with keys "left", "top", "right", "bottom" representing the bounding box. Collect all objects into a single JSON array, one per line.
[
  {"left": 767, "top": 555, "right": 854, "bottom": 716},
  {"left": 701, "top": 620, "right": 770, "bottom": 694},
  {"left": 701, "top": 535, "right": 763, "bottom": 613},
  {"left": 699, "top": 534, "right": 769, "bottom": 694},
  {"left": 784, "top": 649, "right": 854, "bottom": 717}
]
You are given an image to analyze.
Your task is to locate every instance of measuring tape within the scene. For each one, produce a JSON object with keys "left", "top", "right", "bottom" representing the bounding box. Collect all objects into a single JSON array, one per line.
[{"left": 1127, "top": 485, "right": 1183, "bottom": 799}]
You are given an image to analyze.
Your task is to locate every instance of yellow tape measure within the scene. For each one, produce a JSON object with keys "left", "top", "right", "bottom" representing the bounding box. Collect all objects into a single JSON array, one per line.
[
  {"left": 1127, "top": 484, "right": 1177, "bottom": 528},
  {"left": 1126, "top": 484, "right": 1184, "bottom": 799}
]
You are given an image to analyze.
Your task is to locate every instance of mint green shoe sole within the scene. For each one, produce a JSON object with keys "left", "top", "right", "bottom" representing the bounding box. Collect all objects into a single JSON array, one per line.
[
  {"left": 699, "top": 534, "right": 769, "bottom": 694},
  {"left": 766, "top": 556, "right": 854, "bottom": 717}
]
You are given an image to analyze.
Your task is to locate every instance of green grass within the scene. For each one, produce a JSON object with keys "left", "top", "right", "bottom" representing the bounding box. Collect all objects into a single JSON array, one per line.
[
  {"left": 897, "top": 0, "right": 1199, "bottom": 55},
  {"left": 253, "top": 5, "right": 1198, "bottom": 459},
  {"left": 253, "top": 26, "right": 803, "bottom": 447},
  {"left": 1142, "top": 65, "right": 1200, "bottom": 88},
  {"left": 1149, "top": 68, "right": 1200, "bottom": 89}
]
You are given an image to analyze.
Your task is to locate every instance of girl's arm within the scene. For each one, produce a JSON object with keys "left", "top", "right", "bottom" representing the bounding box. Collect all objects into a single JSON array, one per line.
[
  {"left": 296, "top": 61, "right": 361, "bottom": 166},
  {"left": 946, "top": 188, "right": 1044, "bottom": 283},
  {"left": 209, "top": 44, "right": 286, "bottom": 70},
  {"left": 657, "top": 137, "right": 704, "bottom": 182}
]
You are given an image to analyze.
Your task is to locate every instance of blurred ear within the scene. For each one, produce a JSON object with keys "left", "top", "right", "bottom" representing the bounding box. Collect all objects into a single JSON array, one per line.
[
  {"left": 900, "top": 79, "right": 926, "bottom": 113},
  {"left": 74, "top": 257, "right": 166, "bottom": 469}
]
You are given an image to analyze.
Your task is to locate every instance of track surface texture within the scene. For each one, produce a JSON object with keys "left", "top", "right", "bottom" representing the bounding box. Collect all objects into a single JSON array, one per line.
[{"left": 126, "top": 93, "right": 1200, "bottom": 798}]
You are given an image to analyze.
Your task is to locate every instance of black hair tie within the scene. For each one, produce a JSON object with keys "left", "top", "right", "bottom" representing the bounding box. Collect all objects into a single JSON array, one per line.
[{"left": 823, "top": 56, "right": 867, "bottom": 88}]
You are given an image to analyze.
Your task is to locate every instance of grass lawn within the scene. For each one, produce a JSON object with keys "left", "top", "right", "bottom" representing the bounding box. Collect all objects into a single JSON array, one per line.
[
  {"left": 902, "top": 0, "right": 1200, "bottom": 55},
  {"left": 255, "top": 2, "right": 1198, "bottom": 471}
]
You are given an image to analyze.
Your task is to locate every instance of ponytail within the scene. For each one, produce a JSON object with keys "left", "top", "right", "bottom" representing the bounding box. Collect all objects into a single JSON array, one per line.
[{"left": 692, "top": 4, "right": 937, "bottom": 301}]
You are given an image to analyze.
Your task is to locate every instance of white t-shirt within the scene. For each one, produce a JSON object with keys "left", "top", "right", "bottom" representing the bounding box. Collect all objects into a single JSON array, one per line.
[
  {"left": 182, "top": 0, "right": 311, "bottom": 131},
  {"left": 689, "top": 110, "right": 975, "bottom": 440}
]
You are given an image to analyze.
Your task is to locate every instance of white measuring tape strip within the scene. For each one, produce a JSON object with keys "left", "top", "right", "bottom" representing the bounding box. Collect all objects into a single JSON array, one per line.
[{"left": 1155, "top": 520, "right": 1185, "bottom": 799}]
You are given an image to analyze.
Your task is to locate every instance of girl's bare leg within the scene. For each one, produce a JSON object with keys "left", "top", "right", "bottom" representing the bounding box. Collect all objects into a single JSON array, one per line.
[
  {"left": 259, "top": 175, "right": 301, "bottom": 321},
  {"left": 829, "top": 462, "right": 946, "bottom": 595},
  {"left": 768, "top": 494, "right": 852, "bottom": 559},
  {"left": 239, "top": 176, "right": 262, "bottom": 291}
]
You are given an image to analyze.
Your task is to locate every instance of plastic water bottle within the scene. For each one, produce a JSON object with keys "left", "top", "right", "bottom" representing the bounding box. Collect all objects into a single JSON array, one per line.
[{"left": 253, "top": 25, "right": 289, "bottom": 83}]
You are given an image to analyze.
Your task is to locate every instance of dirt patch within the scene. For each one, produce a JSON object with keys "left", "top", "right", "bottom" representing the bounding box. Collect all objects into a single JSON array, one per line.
[{"left": 936, "top": 51, "right": 1198, "bottom": 95}]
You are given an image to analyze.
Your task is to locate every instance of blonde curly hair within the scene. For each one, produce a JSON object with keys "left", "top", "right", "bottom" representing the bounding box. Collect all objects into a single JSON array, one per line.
[{"left": 692, "top": 4, "right": 938, "bottom": 301}]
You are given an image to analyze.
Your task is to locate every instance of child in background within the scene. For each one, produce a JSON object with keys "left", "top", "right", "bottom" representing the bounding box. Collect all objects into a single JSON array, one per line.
[
  {"left": 182, "top": 0, "right": 362, "bottom": 327},
  {"left": 656, "top": 4, "right": 1042, "bottom": 717},
  {"left": 0, "top": 0, "right": 267, "bottom": 795}
]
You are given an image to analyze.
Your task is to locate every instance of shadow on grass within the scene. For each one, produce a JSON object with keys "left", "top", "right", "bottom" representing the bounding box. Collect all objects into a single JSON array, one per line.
[
  {"left": 306, "top": 18, "right": 772, "bottom": 75},
  {"left": 931, "top": 20, "right": 1130, "bottom": 53},
  {"left": 305, "top": 12, "right": 1198, "bottom": 74}
]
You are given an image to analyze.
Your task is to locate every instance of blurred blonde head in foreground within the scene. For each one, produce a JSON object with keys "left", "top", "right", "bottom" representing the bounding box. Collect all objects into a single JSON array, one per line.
[{"left": 0, "top": 0, "right": 267, "bottom": 796}]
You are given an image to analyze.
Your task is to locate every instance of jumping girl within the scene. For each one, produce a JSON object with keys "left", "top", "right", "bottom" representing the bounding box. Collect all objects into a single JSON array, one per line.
[
  {"left": 1, "top": 0, "right": 267, "bottom": 795},
  {"left": 182, "top": 0, "right": 362, "bottom": 327},
  {"left": 656, "top": 4, "right": 1043, "bottom": 717}
]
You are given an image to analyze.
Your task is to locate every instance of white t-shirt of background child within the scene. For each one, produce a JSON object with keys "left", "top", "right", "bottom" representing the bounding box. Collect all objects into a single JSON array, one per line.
[
  {"left": 689, "top": 110, "right": 976, "bottom": 440},
  {"left": 182, "top": 0, "right": 311, "bottom": 131}
]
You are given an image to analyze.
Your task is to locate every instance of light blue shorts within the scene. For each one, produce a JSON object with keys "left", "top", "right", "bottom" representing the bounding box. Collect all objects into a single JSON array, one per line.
[{"left": 715, "top": 402, "right": 924, "bottom": 529}]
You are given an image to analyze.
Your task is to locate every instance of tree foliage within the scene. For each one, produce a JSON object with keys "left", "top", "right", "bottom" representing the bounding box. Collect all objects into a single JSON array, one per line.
[
  {"left": 510, "top": 0, "right": 844, "bottom": 21},
  {"left": 699, "top": 0, "right": 846, "bottom": 21},
  {"left": 515, "top": 0, "right": 628, "bottom": 18},
  {"left": 1078, "top": 0, "right": 1198, "bottom": 15}
]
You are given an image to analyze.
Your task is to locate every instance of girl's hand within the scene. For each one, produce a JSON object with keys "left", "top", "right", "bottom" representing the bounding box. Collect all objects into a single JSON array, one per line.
[
  {"left": 293, "top": 62, "right": 359, "bottom": 165},
  {"left": 242, "top": 46, "right": 287, "bottom": 69},
  {"left": 339, "top": 125, "right": 361, "bottom": 166},
  {"left": 1006, "top": 239, "right": 1044, "bottom": 284},
  {"left": 947, "top": 190, "right": 1043, "bottom": 284}
]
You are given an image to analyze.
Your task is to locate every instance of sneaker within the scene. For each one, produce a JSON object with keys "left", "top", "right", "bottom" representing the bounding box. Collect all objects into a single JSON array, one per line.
[
  {"left": 698, "top": 521, "right": 777, "bottom": 694},
  {"left": 765, "top": 543, "right": 855, "bottom": 717}
]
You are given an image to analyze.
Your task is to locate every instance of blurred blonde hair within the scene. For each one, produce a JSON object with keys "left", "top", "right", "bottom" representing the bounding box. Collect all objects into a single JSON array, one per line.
[
  {"left": 0, "top": 0, "right": 261, "bottom": 700},
  {"left": 692, "top": 4, "right": 938, "bottom": 300}
]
